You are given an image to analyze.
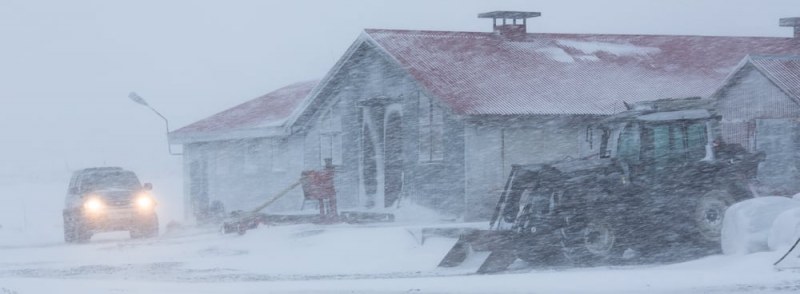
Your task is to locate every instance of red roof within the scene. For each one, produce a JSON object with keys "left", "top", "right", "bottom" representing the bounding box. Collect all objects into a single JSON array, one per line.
[
  {"left": 172, "top": 80, "right": 318, "bottom": 138},
  {"left": 365, "top": 29, "right": 800, "bottom": 115},
  {"left": 749, "top": 55, "right": 800, "bottom": 100}
]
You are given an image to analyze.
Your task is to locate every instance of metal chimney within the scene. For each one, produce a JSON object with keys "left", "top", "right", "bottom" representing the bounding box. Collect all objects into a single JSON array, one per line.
[
  {"left": 478, "top": 11, "right": 541, "bottom": 39},
  {"left": 780, "top": 17, "right": 800, "bottom": 38}
]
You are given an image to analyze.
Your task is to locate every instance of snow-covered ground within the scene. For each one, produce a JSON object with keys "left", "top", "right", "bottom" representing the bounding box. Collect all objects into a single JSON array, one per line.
[
  {"left": 2, "top": 174, "right": 800, "bottom": 293},
  {"left": 2, "top": 216, "right": 800, "bottom": 293}
]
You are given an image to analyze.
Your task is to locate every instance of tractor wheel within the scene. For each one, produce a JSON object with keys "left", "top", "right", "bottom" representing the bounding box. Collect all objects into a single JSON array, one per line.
[
  {"left": 693, "top": 190, "right": 734, "bottom": 244},
  {"left": 560, "top": 217, "right": 621, "bottom": 266}
]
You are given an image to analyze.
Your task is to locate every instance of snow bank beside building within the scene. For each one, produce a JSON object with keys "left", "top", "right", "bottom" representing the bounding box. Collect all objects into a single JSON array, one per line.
[{"left": 768, "top": 207, "right": 800, "bottom": 251}]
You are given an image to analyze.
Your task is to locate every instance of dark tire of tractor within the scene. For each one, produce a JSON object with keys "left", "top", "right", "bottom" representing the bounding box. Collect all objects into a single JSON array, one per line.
[
  {"left": 692, "top": 189, "right": 734, "bottom": 248},
  {"left": 560, "top": 217, "right": 624, "bottom": 267}
]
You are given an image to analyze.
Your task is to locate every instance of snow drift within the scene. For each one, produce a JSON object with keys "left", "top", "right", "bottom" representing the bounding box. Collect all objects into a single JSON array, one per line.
[{"left": 721, "top": 196, "right": 800, "bottom": 255}]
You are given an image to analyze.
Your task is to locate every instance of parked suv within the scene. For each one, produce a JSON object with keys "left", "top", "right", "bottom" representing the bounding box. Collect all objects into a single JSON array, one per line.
[{"left": 63, "top": 167, "right": 159, "bottom": 243}]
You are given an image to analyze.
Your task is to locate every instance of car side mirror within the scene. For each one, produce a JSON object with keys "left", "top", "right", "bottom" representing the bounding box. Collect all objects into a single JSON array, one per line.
[
  {"left": 69, "top": 187, "right": 78, "bottom": 194},
  {"left": 143, "top": 183, "right": 153, "bottom": 190}
]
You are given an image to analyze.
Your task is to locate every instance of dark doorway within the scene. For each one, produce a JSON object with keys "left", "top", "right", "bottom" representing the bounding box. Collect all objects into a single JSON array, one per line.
[
  {"left": 362, "top": 121, "right": 378, "bottom": 208},
  {"left": 384, "top": 110, "right": 403, "bottom": 207}
]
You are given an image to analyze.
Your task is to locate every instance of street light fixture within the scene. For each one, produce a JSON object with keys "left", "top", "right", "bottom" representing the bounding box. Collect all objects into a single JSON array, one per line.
[{"left": 128, "top": 92, "right": 182, "bottom": 155}]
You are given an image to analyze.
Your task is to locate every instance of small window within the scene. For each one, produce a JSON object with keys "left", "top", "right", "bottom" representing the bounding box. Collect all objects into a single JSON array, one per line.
[
  {"left": 418, "top": 93, "right": 444, "bottom": 162},
  {"left": 215, "top": 142, "right": 241, "bottom": 177},
  {"left": 319, "top": 108, "right": 343, "bottom": 166},
  {"left": 271, "top": 138, "right": 288, "bottom": 172},
  {"left": 243, "top": 140, "right": 262, "bottom": 175}
]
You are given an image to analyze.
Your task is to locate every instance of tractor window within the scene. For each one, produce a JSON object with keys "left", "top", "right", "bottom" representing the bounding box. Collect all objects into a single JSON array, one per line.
[
  {"left": 686, "top": 122, "right": 707, "bottom": 160},
  {"left": 617, "top": 123, "right": 640, "bottom": 163},
  {"left": 645, "top": 125, "right": 671, "bottom": 166},
  {"left": 640, "top": 121, "right": 708, "bottom": 164},
  {"left": 522, "top": 188, "right": 554, "bottom": 216}
]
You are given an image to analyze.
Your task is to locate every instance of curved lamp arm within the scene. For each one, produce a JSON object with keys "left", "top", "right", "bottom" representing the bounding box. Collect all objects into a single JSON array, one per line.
[{"left": 129, "top": 92, "right": 182, "bottom": 155}]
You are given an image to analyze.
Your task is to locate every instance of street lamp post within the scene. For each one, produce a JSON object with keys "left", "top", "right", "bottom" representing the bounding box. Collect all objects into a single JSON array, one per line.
[{"left": 128, "top": 92, "right": 182, "bottom": 155}]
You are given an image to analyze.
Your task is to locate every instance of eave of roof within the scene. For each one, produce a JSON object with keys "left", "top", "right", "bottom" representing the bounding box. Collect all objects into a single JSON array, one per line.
[
  {"left": 749, "top": 55, "right": 800, "bottom": 101},
  {"left": 711, "top": 54, "right": 800, "bottom": 105},
  {"left": 169, "top": 80, "right": 318, "bottom": 144}
]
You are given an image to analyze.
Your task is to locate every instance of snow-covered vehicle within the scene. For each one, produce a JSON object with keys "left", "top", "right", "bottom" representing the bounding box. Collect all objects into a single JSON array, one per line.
[
  {"left": 62, "top": 167, "right": 159, "bottom": 243},
  {"left": 439, "top": 97, "right": 764, "bottom": 273}
]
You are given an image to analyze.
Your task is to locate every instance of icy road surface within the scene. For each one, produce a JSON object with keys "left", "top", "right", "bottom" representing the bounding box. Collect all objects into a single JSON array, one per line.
[{"left": 2, "top": 222, "right": 800, "bottom": 293}]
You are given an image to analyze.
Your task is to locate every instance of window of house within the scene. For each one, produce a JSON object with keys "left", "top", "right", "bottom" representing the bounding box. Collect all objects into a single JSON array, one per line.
[
  {"left": 319, "top": 108, "right": 342, "bottom": 166},
  {"left": 418, "top": 93, "right": 444, "bottom": 162},
  {"left": 215, "top": 141, "right": 241, "bottom": 177},
  {"left": 243, "top": 139, "right": 262, "bottom": 175},
  {"left": 271, "top": 138, "right": 288, "bottom": 172}
]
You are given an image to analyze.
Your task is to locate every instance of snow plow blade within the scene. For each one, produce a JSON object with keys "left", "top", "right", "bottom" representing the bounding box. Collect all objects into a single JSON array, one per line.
[{"left": 437, "top": 229, "right": 518, "bottom": 274}]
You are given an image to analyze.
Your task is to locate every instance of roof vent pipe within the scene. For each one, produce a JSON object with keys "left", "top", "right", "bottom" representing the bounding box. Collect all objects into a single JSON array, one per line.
[
  {"left": 478, "top": 11, "right": 541, "bottom": 39},
  {"left": 780, "top": 17, "right": 800, "bottom": 38}
]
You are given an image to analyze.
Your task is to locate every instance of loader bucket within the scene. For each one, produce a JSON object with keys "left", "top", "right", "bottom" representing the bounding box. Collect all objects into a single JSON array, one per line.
[{"left": 436, "top": 229, "right": 519, "bottom": 274}]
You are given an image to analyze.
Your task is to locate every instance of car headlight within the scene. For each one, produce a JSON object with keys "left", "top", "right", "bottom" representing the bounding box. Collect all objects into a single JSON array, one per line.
[
  {"left": 135, "top": 194, "right": 155, "bottom": 209},
  {"left": 83, "top": 197, "right": 105, "bottom": 212}
]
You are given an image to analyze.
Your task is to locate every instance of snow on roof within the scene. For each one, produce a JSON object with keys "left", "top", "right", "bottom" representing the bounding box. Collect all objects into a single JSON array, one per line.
[
  {"left": 749, "top": 55, "right": 800, "bottom": 100},
  {"left": 638, "top": 109, "right": 712, "bottom": 121},
  {"left": 364, "top": 29, "right": 800, "bottom": 115},
  {"left": 170, "top": 80, "right": 318, "bottom": 143}
]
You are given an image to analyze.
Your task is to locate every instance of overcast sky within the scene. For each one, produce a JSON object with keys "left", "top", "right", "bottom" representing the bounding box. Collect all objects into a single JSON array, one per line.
[{"left": 0, "top": 0, "right": 797, "bottom": 220}]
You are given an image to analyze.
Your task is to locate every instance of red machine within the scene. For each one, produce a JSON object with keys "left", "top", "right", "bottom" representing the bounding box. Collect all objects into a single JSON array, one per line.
[
  {"left": 300, "top": 162, "right": 338, "bottom": 222},
  {"left": 222, "top": 159, "right": 393, "bottom": 234},
  {"left": 222, "top": 160, "right": 340, "bottom": 234}
]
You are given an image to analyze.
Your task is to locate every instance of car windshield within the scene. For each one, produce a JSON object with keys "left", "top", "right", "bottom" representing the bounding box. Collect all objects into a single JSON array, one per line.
[{"left": 78, "top": 171, "right": 141, "bottom": 192}]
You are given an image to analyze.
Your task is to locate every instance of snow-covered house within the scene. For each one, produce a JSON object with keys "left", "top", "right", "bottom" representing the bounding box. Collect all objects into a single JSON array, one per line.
[
  {"left": 286, "top": 13, "right": 800, "bottom": 220},
  {"left": 169, "top": 81, "right": 317, "bottom": 221},
  {"left": 171, "top": 12, "right": 800, "bottom": 221},
  {"left": 713, "top": 54, "right": 800, "bottom": 194}
]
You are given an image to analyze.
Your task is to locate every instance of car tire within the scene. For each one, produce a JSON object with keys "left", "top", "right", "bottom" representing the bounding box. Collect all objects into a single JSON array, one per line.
[
  {"left": 63, "top": 211, "right": 77, "bottom": 243},
  {"left": 693, "top": 189, "right": 734, "bottom": 244},
  {"left": 76, "top": 225, "right": 92, "bottom": 243},
  {"left": 65, "top": 211, "right": 92, "bottom": 243},
  {"left": 131, "top": 214, "right": 159, "bottom": 239}
]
